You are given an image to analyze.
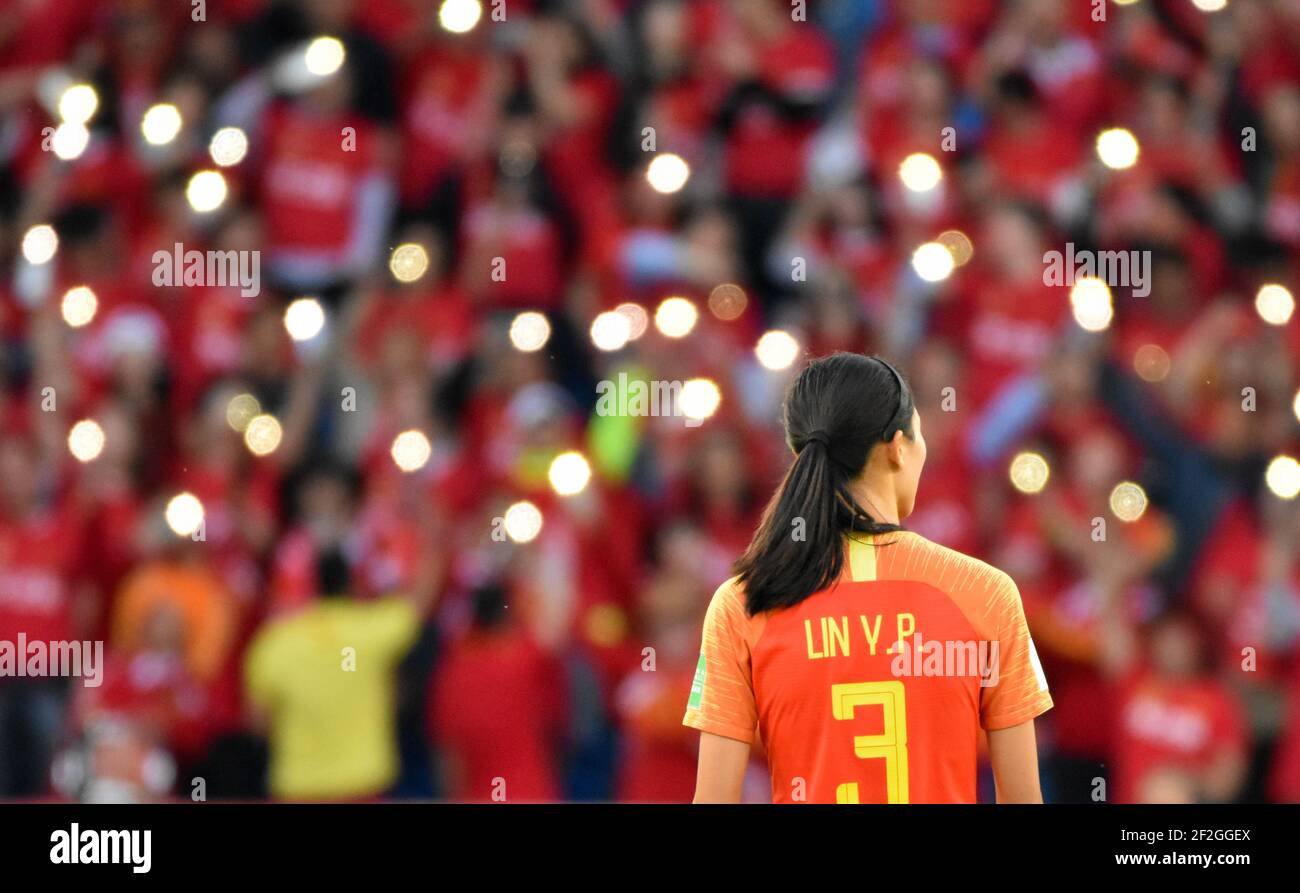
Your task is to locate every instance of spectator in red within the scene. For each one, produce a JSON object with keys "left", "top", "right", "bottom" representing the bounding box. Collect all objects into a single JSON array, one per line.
[
  {"left": 429, "top": 582, "right": 565, "bottom": 802},
  {"left": 1105, "top": 611, "right": 1250, "bottom": 804},
  {"left": 0, "top": 433, "right": 88, "bottom": 796},
  {"left": 75, "top": 599, "right": 215, "bottom": 770},
  {"left": 252, "top": 64, "right": 395, "bottom": 294},
  {"left": 708, "top": 0, "right": 835, "bottom": 303}
]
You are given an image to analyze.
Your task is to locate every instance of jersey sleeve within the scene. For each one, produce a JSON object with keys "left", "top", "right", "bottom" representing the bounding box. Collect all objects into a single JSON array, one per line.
[
  {"left": 682, "top": 577, "right": 759, "bottom": 744},
  {"left": 979, "top": 571, "right": 1054, "bottom": 731}
]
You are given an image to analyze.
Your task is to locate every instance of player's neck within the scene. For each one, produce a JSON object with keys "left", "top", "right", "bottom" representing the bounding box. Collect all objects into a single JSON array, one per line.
[{"left": 846, "top": 474, "right": 901, "bottom": 526}]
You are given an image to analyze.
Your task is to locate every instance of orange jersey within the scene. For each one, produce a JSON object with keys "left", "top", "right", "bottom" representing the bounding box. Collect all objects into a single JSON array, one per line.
[{"left": 683, "top": 531, "right": 1053, "bottom": 803}]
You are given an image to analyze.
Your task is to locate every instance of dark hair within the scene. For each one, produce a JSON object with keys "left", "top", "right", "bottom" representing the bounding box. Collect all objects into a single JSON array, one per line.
[
  {"left": 994, "top": 69, "right": 1039, "bottom": 105},
  {"left": 285, "top": 460, "right": 363, "bottom": 525},
  {"left": 733, "top": 353, "right": 915, "bottom": 615},
  {"left": 316, "top": 546, "right": 352, "bottom": 599},
  {"left": 470, "top": 582, "right": 510, "bottom": 630}
]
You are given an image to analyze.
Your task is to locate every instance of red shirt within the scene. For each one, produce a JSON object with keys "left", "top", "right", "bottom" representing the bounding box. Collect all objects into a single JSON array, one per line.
[
  {"left": 399, "top": 43, "right": 503, "bottom": 204},
  {"left": 0, "top": 0, "right": 93, "bottom": 72},
  {"left": 77, "top": 652, "right": 214, "bottom": 761},
  {"left": 1268, "top": 664, "right": 1300, "bottom": 802},
  {"left": 355, "top": 284, "right": 477, "bottom": 373},
  {"left": 720, "top": 25, "right": 835, "bottom": 198},
  {"left": 616, "top": 664, "right": 699, "bottom": 802},
  {"left": 1114, "top": 670, "right": 1247, "bottom": 803},
  {"left": 0, "top": 504, "right": 86, "bottom": 643},
  {"left": 167, "top": 284, "right": 260, "bottom": 415},
  {"left": 430, "top": 629, "right": 564, "bottom": 802},
  {"left": 460, "top": 194, "right": 566, "bottom": 309},
  {"left": 1191, "top": 500, "right": 1299, "bottom": 682},
  {"left": 259, "top": 105, "right": 384, "bottom": 257},
  {"left": 941, "top": 270, "right": 1068, "bottom": 410},
  {"left": 981, "top": 114, "right": 1086, "bottom": 206}
]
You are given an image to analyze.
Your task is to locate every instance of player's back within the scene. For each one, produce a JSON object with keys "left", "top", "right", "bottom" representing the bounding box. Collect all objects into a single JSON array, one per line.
[{"left": 684, "top": 531, "right": 1052, "bottom": 803}]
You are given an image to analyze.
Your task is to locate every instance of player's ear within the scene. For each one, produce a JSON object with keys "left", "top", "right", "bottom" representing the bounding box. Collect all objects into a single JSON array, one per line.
[{"left": 886, "top": 429, "right": 906, "bottom": 467}]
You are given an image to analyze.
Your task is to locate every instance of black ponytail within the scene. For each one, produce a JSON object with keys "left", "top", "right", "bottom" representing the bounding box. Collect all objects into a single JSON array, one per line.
[{"left": 734, "top": 352, "right": 915, "bottom": 615}]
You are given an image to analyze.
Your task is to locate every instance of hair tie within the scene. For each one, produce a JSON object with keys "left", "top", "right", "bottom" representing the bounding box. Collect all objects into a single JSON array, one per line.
[{"left": 803, "top": 430, "right": 831, "bottom": 449}]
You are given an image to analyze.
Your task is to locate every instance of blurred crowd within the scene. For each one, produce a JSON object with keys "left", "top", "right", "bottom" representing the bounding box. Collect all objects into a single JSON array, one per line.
[{"left": 0, "top": 0, "right": 1299, "bottom": 803}]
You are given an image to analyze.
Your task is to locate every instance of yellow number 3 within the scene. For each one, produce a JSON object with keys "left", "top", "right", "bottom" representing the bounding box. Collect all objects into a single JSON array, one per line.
[{"left": 831, "top": 681, "right": 910, "bottom": 804}]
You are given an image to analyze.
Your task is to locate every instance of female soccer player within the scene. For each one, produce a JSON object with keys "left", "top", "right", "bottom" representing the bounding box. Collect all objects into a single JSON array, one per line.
[{"left": 684, "top": 352, "right": 1052, "bottom": 803}]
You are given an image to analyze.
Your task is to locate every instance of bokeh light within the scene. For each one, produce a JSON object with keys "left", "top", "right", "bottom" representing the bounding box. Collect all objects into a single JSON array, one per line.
[
  {"left": 1109, "top": 481, "right": 1148, "bottom": 522},
  {"left": 67, "top": 420, "right": 105, "bottom": 463},
  {"left": 1070, "top": 277, "right": 1114, "bottom": 332},
  {"left": 1010, "top": 452, "right": 1051, "bottom": 494},
  {"left": 708, "top": 283, "right": 748, "bottom": 320},
  {"left": 1265, "top": 455, "right": 1300, "bottom": 500},
  {"left": 503, "top": 500, "right": 544, "bottom": 543},
  {"left": 548, "top": 451, "right": 592, "bottom": 496},
  {"left": 1255, "top": 283, "right": 1295, "bottom": 326},
  {"left": 646, "top": 153, "right": 690, "bottom": 194},
  {"left": 61, "top": 286, "right": 97, "bottom": 328},
  {"left": 186, "top": 170, "right": 228, "bottom": 213},
  {"left": 1134, "top": 344, "right": 1171, "bottom": 382},
  {"left": 22, "top": 224, "right": 58, "bottom": 264},
  {"left": 509, "top": 311, "right": 551, "bottom": 352},
  {"left": 6, "top": 0, "right": 1299, "bottom": 811},
  {"left": 655, "top": 296, "right": 698, "bottom": 338},
  {"left": 590, "top": 311, "right": 632, "bottom": 352},
  {"left": 937, "top": 230, "right": 974, "bottom": 266},
  {"left": 58, "top": 83, "right": 98, "bottom": 125},
  {"left": 304, "top": 37, "right": 346, "bottom": 76},
  {"left": 165, "top": 493, "right": 205, "bottom": 537},
  {"left": 614, "top": 303, "right": 649, "bottom": 340},
  {"left": 391, "top": 430, "right": 433, "bottom": 472},
  {"left": 141, "top": 103, "right": 183, "bottom": 146},
  {"left": 439, "top": 0, "right": 483, "bottom": 33},
  {"left": 51, "top": 122, "right": 89, "bottom": 160},
  {"left": 244, "top": 414, "right": 283, "bottom": 456},
  {"left": 284, "top": 298, "right": 326, "bottom": 341},
  {"left": 755, "top": 330, "right": 800, "bottom": 371},
  {"left": 209, "top": 127, "right": 249, "bottom": 166},
  {"left": 911, "top": 242, "right": 955, "bottom": 282},
  {"left": 1096, "top": 128, "right": 1140, "bottom": 170},
  {"left": 389, "top": 243, "right": 430, "bottom": 283},
  {"left": 898, "top": 153, "right": 943, "bottom": 192},
  {"left": 226, "top": 393, "right": 261, "bottom": 432},
  {"left": 680, "top": 378, "right": 721, "bottom": 421}
]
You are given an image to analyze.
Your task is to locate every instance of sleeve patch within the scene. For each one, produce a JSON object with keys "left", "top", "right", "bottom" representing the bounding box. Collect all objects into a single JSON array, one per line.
[{"left": 687, "top": 653, "right": 706, "bottom": 710}]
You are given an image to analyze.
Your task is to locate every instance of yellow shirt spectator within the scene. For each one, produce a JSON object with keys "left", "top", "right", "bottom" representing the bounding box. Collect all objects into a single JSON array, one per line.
[{"left": 244, "top": 596, "right": 419, "bottom": 800}]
